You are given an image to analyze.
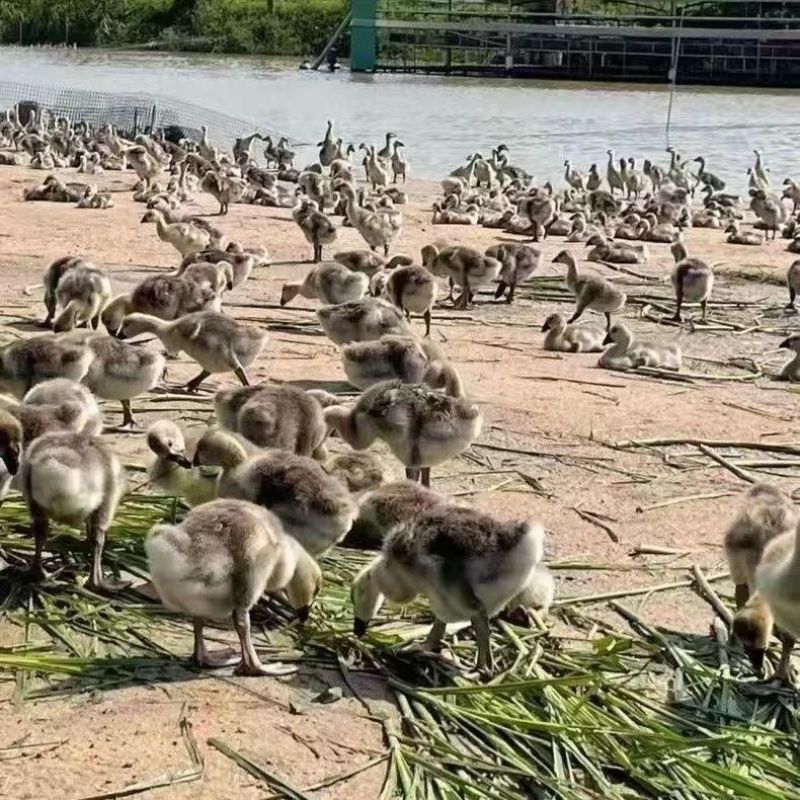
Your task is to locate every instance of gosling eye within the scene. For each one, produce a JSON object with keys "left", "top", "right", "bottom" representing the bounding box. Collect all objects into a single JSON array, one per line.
[{"left": 167, "top": 440, "right": 173, "bottom": 448}]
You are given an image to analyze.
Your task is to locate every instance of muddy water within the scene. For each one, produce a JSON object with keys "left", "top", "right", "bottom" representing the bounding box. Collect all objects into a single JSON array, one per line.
[{"left": 1, "top": 46, "right": 798, "bottom": 186}]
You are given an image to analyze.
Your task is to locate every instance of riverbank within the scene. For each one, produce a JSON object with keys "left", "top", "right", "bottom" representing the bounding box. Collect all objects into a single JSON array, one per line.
[{"left": 0, "top": 0, "right": 348, "bottom": 57}]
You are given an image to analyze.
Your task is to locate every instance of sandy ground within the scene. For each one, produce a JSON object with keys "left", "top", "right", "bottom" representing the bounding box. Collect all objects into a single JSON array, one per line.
[{"left": 1, "top": 163, "right": 800, "bottom": 798}]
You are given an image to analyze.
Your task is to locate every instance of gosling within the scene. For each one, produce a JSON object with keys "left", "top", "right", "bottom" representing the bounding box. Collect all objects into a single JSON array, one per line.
[
  {"left": 280, "top": 262, "right": 368, "bottom": 306},
  {"left": 146, "top": 499, "right": 321, "bottom": 675},
  {"left": 670, "top": 241, "right": 714, "bottom": 322},
  {"left": 383, "top": 264, "right": 438, "bottom": 337},
  {"left": 341, "top": 335, "right": 463, "bottom": 396},
  {"left": 485, "top": 243, "right": 542, "bottom": 304},
  {"left": 599, "top": 323, "right": 682, "bottom": 371},
  {"left": 192, "top": 428, "right": 356, "bottom": 556},
  {"left": 552, "top": 250, "right": 626, "bottom": 330},
  {"left": 786, "top": 260, "right": 800, "bottom": 310},
  {"left": 62, "top": 330, "right": 166, "bottom": 429},
  {"left": 352, "top": 505, "right": 545, "bottom": 676},
  {"left": 0, "top": 423, "right": 127, "bottom": 590},
  {"left": 121, "top": 311, "right": 267, "bottom": 392},
  {"left": 541, "top": 313, "right": 605, "bottom": 353},
  {"left": 214, "top": 383, "right": 328, "bottom": 459},
  {"left": 725, "top": 483, "right": 798, "bottom": 677},
  {"left": 323, "top": 380, "right": 483, "bottom": 486},
  {"left": 147, "top": 420, "right": 218, "bottom": 507},
  {"left": 317, "top": 297, "right": 411, "bottom": 345}
]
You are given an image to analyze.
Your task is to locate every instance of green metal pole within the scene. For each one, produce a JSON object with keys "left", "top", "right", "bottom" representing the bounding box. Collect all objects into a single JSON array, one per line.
[{"left": 351, "top": 0, "right": 377, "bottom": 71}]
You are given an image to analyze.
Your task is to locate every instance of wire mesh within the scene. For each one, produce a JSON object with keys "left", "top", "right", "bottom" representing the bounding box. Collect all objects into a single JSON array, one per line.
[{"left": 0, "top": 79, "right": 290, "bottom": 151}]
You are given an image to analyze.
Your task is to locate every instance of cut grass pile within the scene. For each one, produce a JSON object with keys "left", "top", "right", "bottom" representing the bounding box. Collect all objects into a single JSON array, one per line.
[{"left": 1, "top": 495, "right": 799, "bottom": 799}]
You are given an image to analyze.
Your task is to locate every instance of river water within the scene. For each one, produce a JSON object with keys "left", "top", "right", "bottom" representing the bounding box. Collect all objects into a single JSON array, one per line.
[{"left": 1, "top": 47, "right": 798, "bottom": 187}]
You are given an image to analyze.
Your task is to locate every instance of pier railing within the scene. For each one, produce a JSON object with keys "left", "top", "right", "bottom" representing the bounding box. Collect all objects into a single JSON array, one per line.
[{"left": 351, "top": 0, "right": 800, "bottom": 86}]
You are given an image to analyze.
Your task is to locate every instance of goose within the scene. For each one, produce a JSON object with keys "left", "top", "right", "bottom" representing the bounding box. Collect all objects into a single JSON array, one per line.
[
  {"left": 541, "top": 313, "right": 605, "bottom": 353},
  {"left": 749, "top": 189, "right": 786, "bottom": 240},
  {"left": 49, "top": 263, "right": 112, "bottom": 333},
  {"left": 485, "top": 243, "right": 542, "bottom": 303},
  {"left": 192, "top": 428, "right": 355, "bottom": 556},
  {"left": 317, "top": 297, "right": 411, "bottom": 345},
  {"left": 586, "top": 163, "right": 602, "bottom": 191},
  {"left": 318, "top": 120, "right": 337, "bottom": 167},
  {"left": 606, "top": 150, "right": 624, "bottom": 195},
  {"left": 364, "top": 145, "right": 391, "bottom": 188},
  {"left": 391, "top": 141, "right": 408, "bottom": 184},
  {"left": 669, "top": 241, "right": 714, "bottom": 322},
  {"left": 725, "top": 220, "right": 763, "bottom": 246},
  {"left": 333, "top": 250, "right": 386, "bottom": 276},
  {"left": 383, "top": 264, "right": 437, "bottom": 336},
  {"left": 341, "top": 335, "right": 463, "bottom": 397},
  {"left": 352, "top": 505, "right": 545, "bottom": 676},
  {"left": 623, "top": 158, "right": 649, "bottom": 199},
  {"left": 61, "top": 330, "right": 166, "bottom": 429},
  {"left": 693, "top": 156, "right": 725, "bottom": 192},
  {"left": 552, "top": 250, "right": 626, "bottom": 330},
  {"left": 0, "top": 335, "right": 95, "bottom": 398},
  {"left": 778, "top": 333, "right": 800, "bottom": 381},
  {"left": 323, "top": 380, "right": 482, "bottom": 486},
  {"left": 323, "top": 450, "right": 388, "bottom": 493},
  {"left": 146, "top": 499, "right": 321, "bottom": 675},
  {"left": 599, "top": 322, "right": 681, "bottom": 371},
  {"left": 563, "top": 160, "right": 585, "bottom": 191},
  {"left": 753, "top": 148, "right": 770, "bottom": 186},
  {"left": 0, "top": 422, "right": 126, "bottom": 590},
  {"left": 336, "top": 180, "right": 401, "bottom": 255},
  {"left": 101, "top": 275, "right": 222, "bottom": 336},
  {"left": 120, "top": 311, "right": 267, "bottom": 392},
  {"left": 214, "top": 383, "right": 328, "bottom": 459},
  {"left": 786, "top": 260, "right": 800, "bottom": 310},
  {"left": 146, "top": 420, "right": 218, "bottom": 507},
  {"left": 23, "top": 378, "right": 102, "bottom": 436},
  {"left": 422, "top": 244, "right": 501, "bottom": 309},
  {"left": 140, "top": 209, "right": 211, "bottom": 257},
  {"left": 280, "top": 262, "right": 368, "bottom": 307},
  {"left": 292, "top": 198, "right": 337, "bottom": 263},
  {"left": 724, "top": 483, "right": 797, "bottom": 677}
]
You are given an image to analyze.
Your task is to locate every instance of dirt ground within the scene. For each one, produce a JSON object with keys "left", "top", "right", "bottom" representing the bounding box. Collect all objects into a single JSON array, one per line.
[{"left": 1, "top": 162, "right": 799, "bottom": 798}]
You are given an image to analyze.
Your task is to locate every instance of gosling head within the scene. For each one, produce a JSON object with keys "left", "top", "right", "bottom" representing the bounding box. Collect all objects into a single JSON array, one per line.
[
  {"left": 541, "top": 313, "right": 566, "bottom": 333},
  {"left": 285, "top": 550, "right": 323, "bottom": 623},
  {"left": 351, "top": 560, "right": 387, "bottom": 638},
  {"left": 0, "top": 409, "right": 22, "bottom": 476},
  {"left": 670, "top": 241, "right": 688, "bottom": 263},
  {"left": 147, "top": 420, "right": 191, "bottom": 469},
  {"left": 219, "top": 261, "right": 235, "bottom": 292},
  {"left": 140, "top": 210, "right": 159, "bottom": 224},
  {"left": 732, "top": 603, "right": 771, "bottom": 674},
  {"left": 603, "top": 322, "right": 633, "bottom": 347},
  {"left": 192, "top": 428, "right": 246, "bottom": 472}
]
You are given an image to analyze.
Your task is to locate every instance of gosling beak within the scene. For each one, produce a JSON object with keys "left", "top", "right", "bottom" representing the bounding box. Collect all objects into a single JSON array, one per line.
[
  {"left": 353, "top": 618, "right": 368, "bottom": 638},
  {"left": 295, "top": 605, "right": 311, "bottom": 624},
  {"left": 167, "top": 452, "right": 192, "bottom": 469},
  {"left": 603, "top": 332, "right": 613, "bottom": 345},
  {"left": 746, "top": 647, "right": 765, "bottom": 674},
  {"left": 780, "top": 337, "right": 792, "bottom": 349},
  {"left": 226, "top": 281, "right": 234, "bottom": 291},
  {"left": 540, "top": 321, "right": 550, "bottom": 332},
  {"left": 280, "top": 296, "right": 288, "bottom": 307},
  {"left": 192, "top": 452, "right": 201, "bottom": 468}
]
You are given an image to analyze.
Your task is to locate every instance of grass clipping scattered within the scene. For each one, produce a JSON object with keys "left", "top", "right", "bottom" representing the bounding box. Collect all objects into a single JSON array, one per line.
[{"left": 1, "top": 495, "right": 799, "bottom": 800}]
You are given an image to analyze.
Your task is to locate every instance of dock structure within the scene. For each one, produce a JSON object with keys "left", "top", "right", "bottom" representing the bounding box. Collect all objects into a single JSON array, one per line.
[{"left": 350, "top": 1, "right": 800, "bottom": 86}]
